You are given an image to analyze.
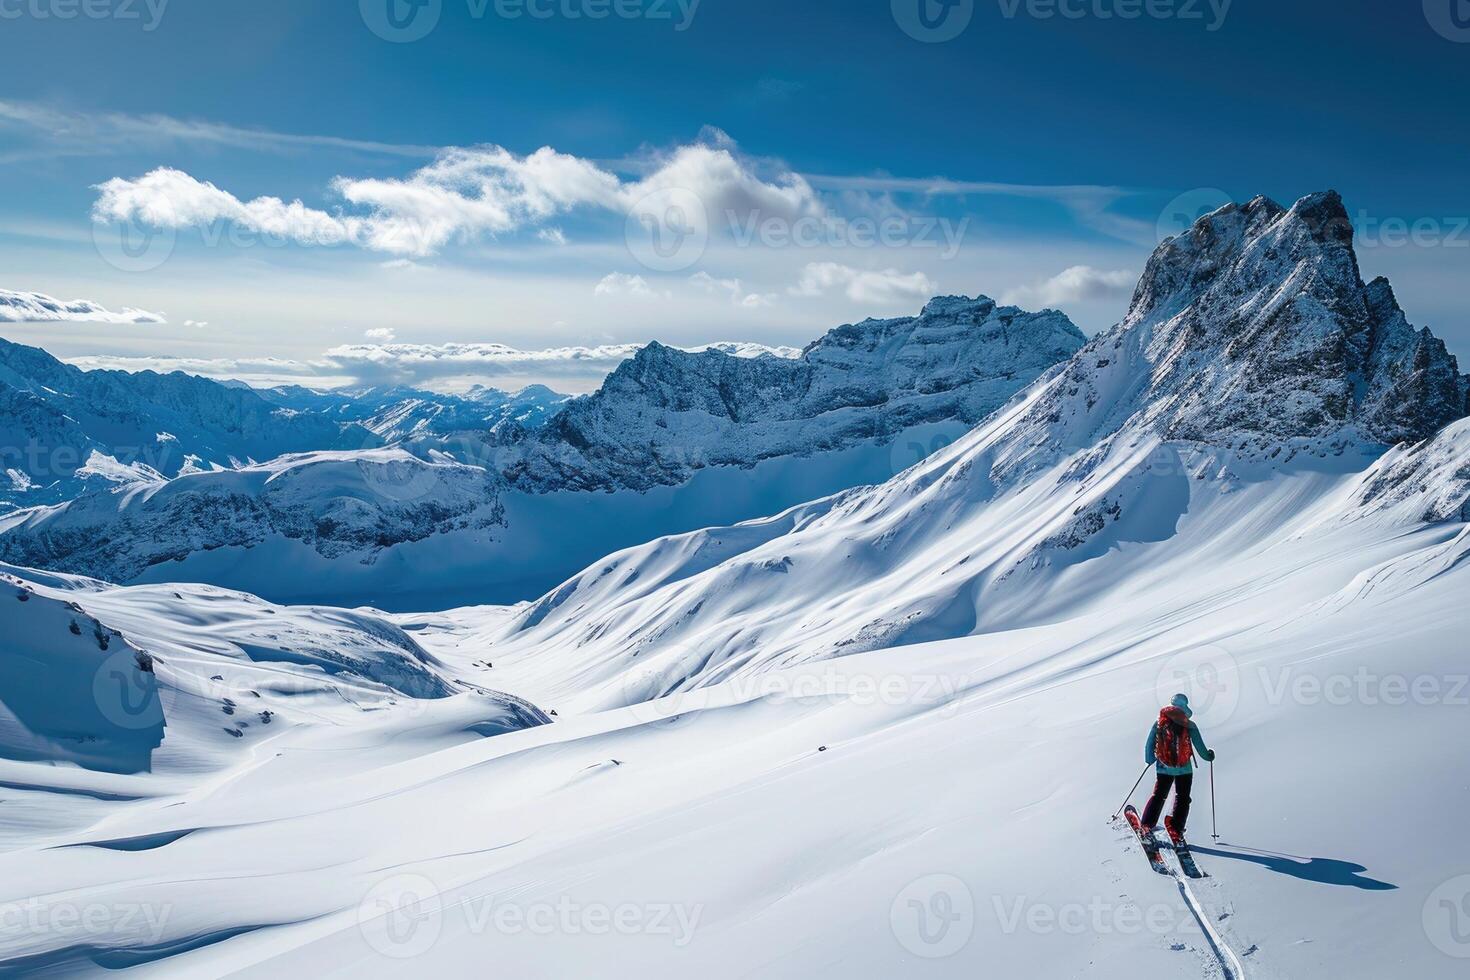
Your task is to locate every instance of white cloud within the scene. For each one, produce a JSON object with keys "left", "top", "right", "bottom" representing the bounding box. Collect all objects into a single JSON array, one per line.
[
  {"left": 690, "top": 271, "right": 776, "bottom": 308},
  {"left": 184, "top": 319, "right": 209, "bottom": 328},
  {"left": 65, "top": 340, "right": 803, "bottom": 393},
  {"left": 92, "top": 138, "right": 822, "bottom": 258},
  {"left": 0, "top": 287, "right": 164, "bottom": 324},
  {"left": 1001, "top": 265, "right": 1136, "bottom": 309},
  {"left": 789, "top": 263, "right": 937, "bottom": 305},
  {"left": 364, "top": 327, "right": 397, "bottom": 342},
  {"left": 63, "top": 354, "right": 338, "bottom": 389},
  {"left": 594, "top": 273, "right": 668, "bottom": 300},
  {"left": 538, "top": 227, "right": 568, "bottom": 245}
]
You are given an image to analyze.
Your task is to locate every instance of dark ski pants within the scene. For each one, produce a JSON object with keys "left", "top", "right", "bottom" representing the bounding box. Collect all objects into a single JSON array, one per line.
[{"left": 1141, "top": 773, "right": 1193, "bottom": 833}]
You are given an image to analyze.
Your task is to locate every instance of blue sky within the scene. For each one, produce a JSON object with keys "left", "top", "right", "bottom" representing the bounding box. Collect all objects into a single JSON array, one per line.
[{"left": 1, "top": 0, "right": 1467, "bottom": 390}]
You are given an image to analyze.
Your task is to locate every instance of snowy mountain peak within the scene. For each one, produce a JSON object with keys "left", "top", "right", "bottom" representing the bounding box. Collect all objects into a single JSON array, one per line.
[
  {"left": 506, "top": 295, "right": 1086, "bottom": 493},
  {"left": 917, "top": 294, "right": 999, "bottom": 318},
  {"left": 1021, "top": 190, "right": 1466, "bottom": 462}
]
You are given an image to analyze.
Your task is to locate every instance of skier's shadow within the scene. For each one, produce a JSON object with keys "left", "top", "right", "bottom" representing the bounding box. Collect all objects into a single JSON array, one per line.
[{"left": 1192, "top": 843, "right": 1396, "bottom": 891}]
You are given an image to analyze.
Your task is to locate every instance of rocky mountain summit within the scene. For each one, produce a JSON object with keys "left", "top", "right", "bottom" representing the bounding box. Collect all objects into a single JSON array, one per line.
[
  {"left": 988, "top": 192, "right": 1468, "bottom": 483},
  {"left": 503, "top": 296, "right": 1087, "bottom": 492}
]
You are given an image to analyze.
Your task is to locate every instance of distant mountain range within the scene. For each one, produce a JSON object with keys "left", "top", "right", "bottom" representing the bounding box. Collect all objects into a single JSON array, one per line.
[
  {"left": 0, "top": 296, "right": 1088, "bottom": 607},
  {"left": 0, "top": 337, "right": 571, "bottom": 511}
]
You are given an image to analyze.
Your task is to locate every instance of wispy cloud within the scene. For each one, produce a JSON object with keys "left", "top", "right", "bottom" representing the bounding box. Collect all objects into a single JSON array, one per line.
[
  {"left": 805, "top": 174, "right": 1152, "bottom": 244},
  {"left": 0, "top": 99, "right": 437, "bottom": 165},
  {"left": 790, "top": 262, "right": 937, "bottom": 306},
  {"left": 0, "top": 287, "right": 164, "bottom": 324},
  {"left": 1001, "top": 265, "right": 1136, "bottom": 309},
  {"left": 594, "top": 273, "right": 668, "bottom": 300},
  {"left": 64, "top": 340, "right": 804, "bottom": 392},
  {"left": 690, "top": 271, "right": 775, "bottom": 308}
]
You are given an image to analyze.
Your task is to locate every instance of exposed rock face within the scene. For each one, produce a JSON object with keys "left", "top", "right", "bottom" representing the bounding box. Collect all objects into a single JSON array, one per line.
[
  {"left": 998, "top": 192, "right": 1467, "bottom": 479},
  {"left": 0, "top": 337, "right": 379, "bottom": 510},
  {"left": 0, "top": 449, "right": 505, "bottom": 584},
  {"left": 502, "top": 296, "right": 1087, "bottom": 492}
]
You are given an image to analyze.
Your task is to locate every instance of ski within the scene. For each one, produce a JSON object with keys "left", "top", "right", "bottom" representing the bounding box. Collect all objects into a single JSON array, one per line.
[
  {"left": 1123, "top": 805, "right": 1171, "bottom": 876},
  {"left": 1164, "top": 822, "right": 1207, "bottom": 879}
]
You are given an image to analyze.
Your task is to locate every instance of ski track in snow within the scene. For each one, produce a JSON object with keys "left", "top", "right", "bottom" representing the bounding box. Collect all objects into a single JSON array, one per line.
[
  {"left": 1117, "top": 821, "right": 1246, "bottom": 980},
  {"left": 1170, "top": 855, "right": 1248, "bottom": 980}
]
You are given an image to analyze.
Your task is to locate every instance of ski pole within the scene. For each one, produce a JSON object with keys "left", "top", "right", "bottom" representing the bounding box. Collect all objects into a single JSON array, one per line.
[
  {"left": 1112, "top": 764, "right": 1151, "bottom": 821},
  {"left": 1210, "top": 761, "right": 1219, "bottom": 842}
]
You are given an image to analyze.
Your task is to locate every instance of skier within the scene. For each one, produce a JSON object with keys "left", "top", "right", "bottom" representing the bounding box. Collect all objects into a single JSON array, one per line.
[{"left": 1140, "top": 693, "right": 1215, "bottom": 839}]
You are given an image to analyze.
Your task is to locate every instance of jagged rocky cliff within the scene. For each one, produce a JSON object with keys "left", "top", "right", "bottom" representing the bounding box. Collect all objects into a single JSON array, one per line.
[{"left": 502, "top": 296, "right": 1086, "bottom": 491}]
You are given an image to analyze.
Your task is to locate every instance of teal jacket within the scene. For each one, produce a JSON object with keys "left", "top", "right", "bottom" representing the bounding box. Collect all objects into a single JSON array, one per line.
[{"left": 1145, "top": 707, "right": 1213, "bottom": 777}]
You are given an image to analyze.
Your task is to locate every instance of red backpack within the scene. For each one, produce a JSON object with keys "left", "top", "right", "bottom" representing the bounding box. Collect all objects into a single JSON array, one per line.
[{"left": 1155, "top": 707, "right": 1193, "bottom": 768}]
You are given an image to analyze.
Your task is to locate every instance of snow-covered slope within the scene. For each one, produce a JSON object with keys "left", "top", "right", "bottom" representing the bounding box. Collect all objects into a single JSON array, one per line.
[
  {"left": 0, "top": 448, "right": 505, "bottom": 591},
  {"left": 1, "top": 193, "right": 1468, "bottom": 978},
  {"left": 1, "top": 428, "right": 1466, "bottom": 976},
  {"left": 0, "top": 561, "right": 547, "bottom": 848},
  {"left": 0, "top": 297, "right": 1085, "bottom": 608}
]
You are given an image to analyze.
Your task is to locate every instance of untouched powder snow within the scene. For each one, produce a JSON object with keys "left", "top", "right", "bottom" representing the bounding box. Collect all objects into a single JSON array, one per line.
[{"left": 1, "top": 192, "right": 1468, "bottom": 977}]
